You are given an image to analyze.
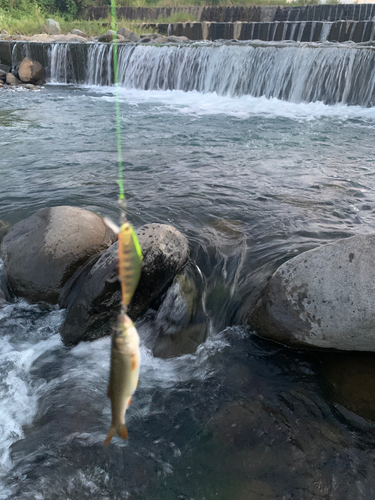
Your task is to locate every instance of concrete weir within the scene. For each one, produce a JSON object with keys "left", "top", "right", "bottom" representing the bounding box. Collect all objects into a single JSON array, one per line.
[{"left": 144, "top": 20, "right": 375, "bottom": 43}]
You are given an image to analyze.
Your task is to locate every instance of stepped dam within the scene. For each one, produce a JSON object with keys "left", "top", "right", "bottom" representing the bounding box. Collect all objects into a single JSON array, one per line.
[{"left": 2, "top": 39, "right": 375, "bottom": 107}]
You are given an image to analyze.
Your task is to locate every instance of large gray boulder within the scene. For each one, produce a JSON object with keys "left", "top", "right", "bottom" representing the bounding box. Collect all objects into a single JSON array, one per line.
[
  {"left": 249, "top": 234, "right": 375, "bottom": 352},
  {"left": 18, "top": 57, "right": 46, "bottom": 85},
  {"left": 59, "top": 223, "right": 189, "bottom": 345},
  {"left": 1, "top": 206, "right": 116, "bottom": 304},
  {"left": 46, "top": 18, "right": 61, "bottom": 35}
]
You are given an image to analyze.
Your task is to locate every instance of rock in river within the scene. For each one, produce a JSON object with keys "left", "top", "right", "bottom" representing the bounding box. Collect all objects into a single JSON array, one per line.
[
  {"left": 60, "top": 223, "right": 189, "bottom": 346},
  {"left": 0, "top": 206, "right": 116, "bottom": 304},
  {"left": 249, "top": 234, "right": 375, "bottom": 352},
  {"left": 18, "top": 57, "right": 46, "bottom": 85}
]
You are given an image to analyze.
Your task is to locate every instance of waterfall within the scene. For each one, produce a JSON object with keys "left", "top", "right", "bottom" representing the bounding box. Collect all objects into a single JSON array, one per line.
[
  {"left": 12, "top": 41, "right": 375, "bottom": 107},
  {"left": 320, "top": 23, "right": 332, "bottom": 42},
  {"left": 50, "top": 44, "right": 72, "bottom": 83}
]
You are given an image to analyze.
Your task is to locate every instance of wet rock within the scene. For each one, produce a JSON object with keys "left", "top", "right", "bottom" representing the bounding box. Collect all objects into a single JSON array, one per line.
[
  {"left": 24, "top": 83, "right": 39, "bottom": 90},
  {"left": 6, "top": 73, "right": 21, "bottom": 85},
  {"left": 0, "top": 206, "right": 116, "bottom": 304},
  {"left": 71, "top": 29, "right": 87, "bottom": 38},
  {"left": 46, "top": 18, "right": 61, "bottom": 35},
  {"left": 98, "top": 30, "right": 116, "bottom": 42},
  {"left": 18, "top": 57, "right": 46, "bottom": 85},
  {"left": 249, "top": 234, "right": 375, "bottom": 351},
  {"left": 146, "top": 261, "right": 208, "bottom": 358},
  {"left": 0, "top": 70, "right": 6, "bottom": 82},
  {"left": 59, "top": 223, "right": 189, "bottom": 345},
  {"left": 140, "top": 37, "right": 153, "bottom": 44}
]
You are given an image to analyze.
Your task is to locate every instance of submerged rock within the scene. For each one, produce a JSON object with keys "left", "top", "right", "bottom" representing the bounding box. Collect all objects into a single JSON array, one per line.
[
  {"left": 18, "top": 57, "right": 46, "bottom": 85},
  {"left": 1, "top": 206, "right": 116, "bottom": 304},
  {"left": 249, "top": 234, "right": 375, "bottom": 352},
  {"left": 59, "top": 223, "right": 189, "bottom": 345}
]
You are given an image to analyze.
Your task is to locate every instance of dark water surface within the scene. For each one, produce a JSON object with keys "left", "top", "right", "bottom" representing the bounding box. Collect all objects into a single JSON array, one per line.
[{"left": 2, "top": 85, "right": 375, "bottom": 499}]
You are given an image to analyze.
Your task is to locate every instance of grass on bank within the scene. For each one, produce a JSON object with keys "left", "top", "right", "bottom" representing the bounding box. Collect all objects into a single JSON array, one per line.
[{"left": 0, "top": 0, "right": 341, "bottom": 36}]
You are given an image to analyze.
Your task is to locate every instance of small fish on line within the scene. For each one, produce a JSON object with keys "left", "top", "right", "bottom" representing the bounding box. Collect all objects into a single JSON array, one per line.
[
  {"left": 104, "top": 217, "right": 142, "bottom": 307},
  {"left": 105, "top": 312, "right": 141, "bottom": 446}
]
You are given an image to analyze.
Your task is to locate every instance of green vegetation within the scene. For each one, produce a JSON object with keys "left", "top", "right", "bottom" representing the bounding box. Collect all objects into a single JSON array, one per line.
[{"left": 0, "top": 0, "right": 343, "bottom": 36}]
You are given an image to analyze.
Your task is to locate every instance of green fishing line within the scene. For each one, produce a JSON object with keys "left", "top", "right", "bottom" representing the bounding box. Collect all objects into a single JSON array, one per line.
[{"left": 111, "top": 0, "right": 125, "bottom": 204}]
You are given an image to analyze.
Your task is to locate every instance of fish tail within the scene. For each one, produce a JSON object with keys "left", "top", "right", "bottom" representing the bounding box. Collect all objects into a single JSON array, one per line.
[
  {"left": 117, "top": 423, "right": 128, "bottom": 440},
  {"left": 104, "top": 423, "right": 128, "bottom": 446},
  {"left": 104, "top": 425, "right": 117, "bottom": 446}
]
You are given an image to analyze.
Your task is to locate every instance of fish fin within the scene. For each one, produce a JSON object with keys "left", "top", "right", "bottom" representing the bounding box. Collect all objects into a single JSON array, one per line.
[
  {"left": 104, "top": 425, "right": 117, "bottom": 447},
  {"left": 103, "top": 217, "right": 120, "bottom": 235},
  {"left": 118, "top": 424, "right": 128, "bottom": 440},
  {"left": 131, "top": 355, "right": 137, "bottom": 371},
  {"left": 128, "top": 396, "right": 132, "bottom": 406}
]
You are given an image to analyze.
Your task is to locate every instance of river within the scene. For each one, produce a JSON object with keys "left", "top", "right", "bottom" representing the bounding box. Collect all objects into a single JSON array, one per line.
[{"left": 2, "top": 43, "right": 375, "bottom": 498}]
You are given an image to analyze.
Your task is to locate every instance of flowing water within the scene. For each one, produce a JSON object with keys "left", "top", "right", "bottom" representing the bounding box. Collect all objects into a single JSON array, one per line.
[{"left": 2, "top": 42, "right": 375, "bottom": 498}]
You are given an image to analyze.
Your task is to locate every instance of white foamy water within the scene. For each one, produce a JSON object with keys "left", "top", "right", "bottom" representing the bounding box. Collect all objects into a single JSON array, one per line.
[
  {"left": 88, "top": 86, "right": 375, "bottom": 122},
  {"left": 0, "top": 299, "right": 63, "bottom": 497}
]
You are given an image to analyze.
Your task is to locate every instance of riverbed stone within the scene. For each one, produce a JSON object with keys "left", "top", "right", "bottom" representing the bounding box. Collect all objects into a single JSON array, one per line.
[
  {"left": 6, "top": 73, "right": 20, "bottom": 85},
  {"left": 0, "top": 69, "right": 6, "bottom": 82},
  {"left": 0, "top": 206, "right": 116, "bottom": 304},
  {"left": 249, "top": 234, "right": 375, "bottom": 352},
  {"left": 46, "top": 18, "right": 61, "bottom": 35},
  {"left": 59, "top": 223, "right": 189, "bottom": 346},
  {"left": 18, "top": 57, "right": 46, "bottom": 85}
]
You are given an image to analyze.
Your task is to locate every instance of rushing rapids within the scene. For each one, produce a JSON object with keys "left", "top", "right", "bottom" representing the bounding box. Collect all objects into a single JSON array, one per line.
[{"left": 47, "top": 41, "right": 375, "bottom": 106}]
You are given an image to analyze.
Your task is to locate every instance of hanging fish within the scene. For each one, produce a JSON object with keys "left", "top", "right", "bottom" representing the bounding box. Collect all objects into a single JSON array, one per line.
[
  {"left": 104, "top": 217, "right": 143, "bottom": 307},
  {"left": 104, "top": 311, "right": 141, "bottom": 446}
]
